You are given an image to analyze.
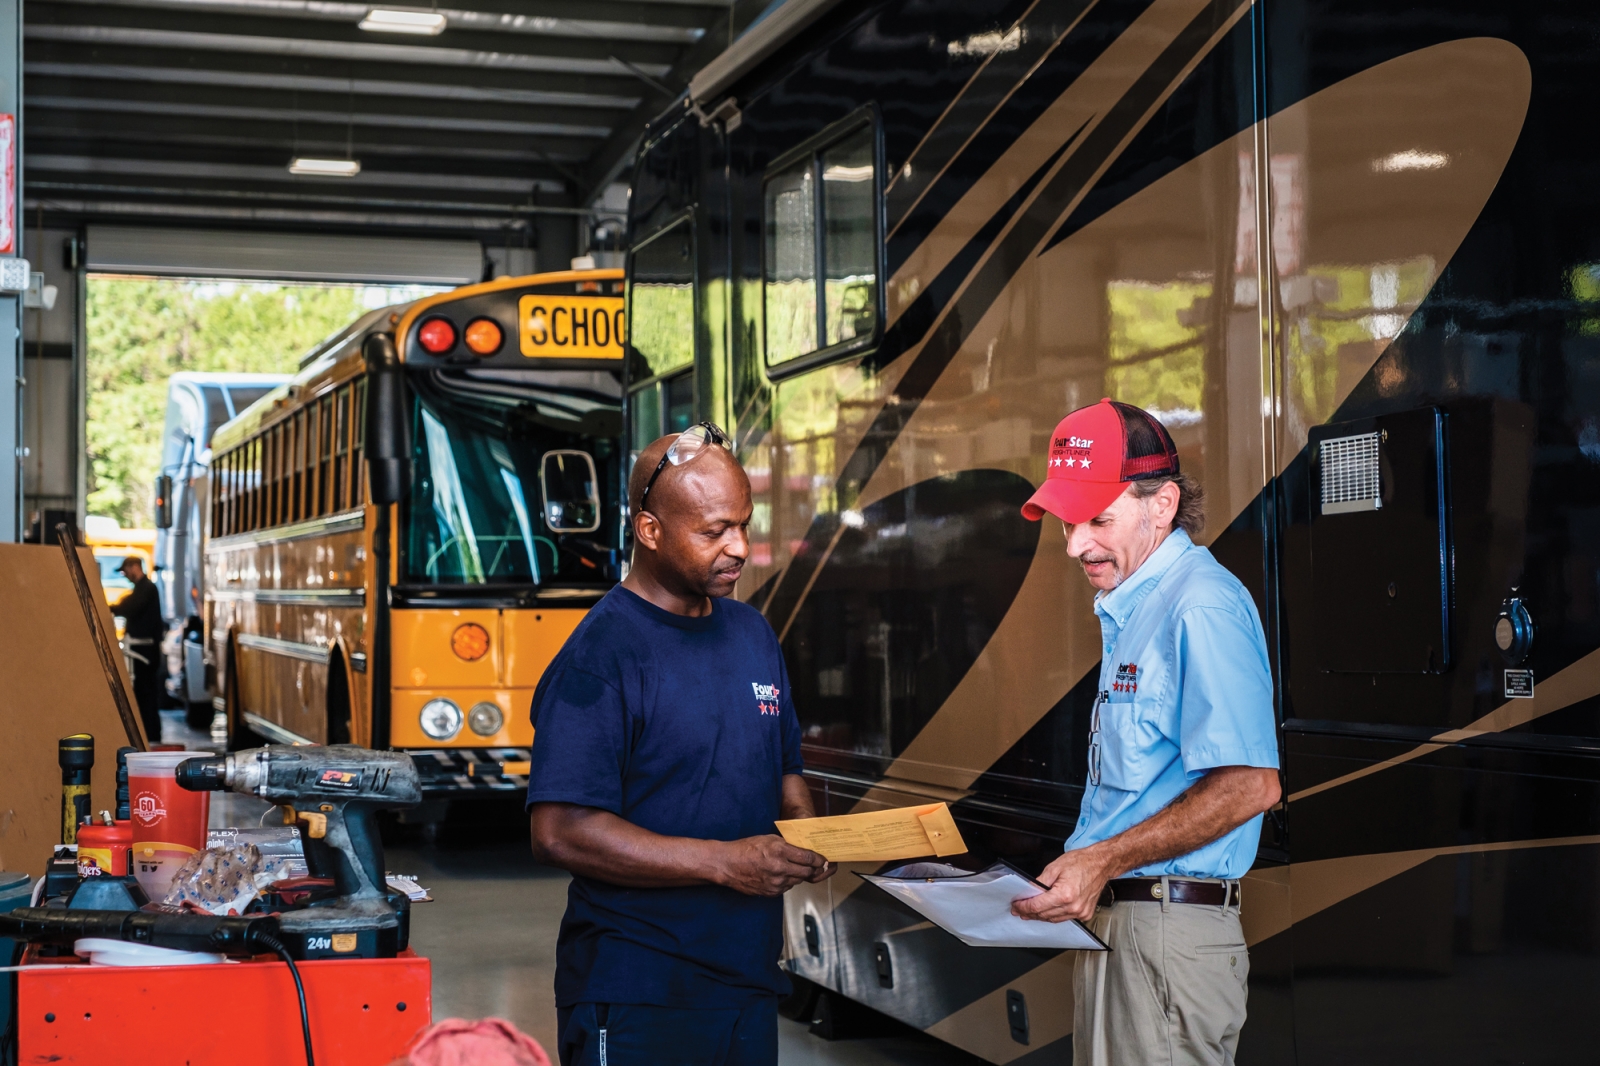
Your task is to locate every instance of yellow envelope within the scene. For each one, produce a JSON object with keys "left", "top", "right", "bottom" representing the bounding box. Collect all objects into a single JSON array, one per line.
[{"left": 775, "top": 802, "right": 968, "bottom": 862}]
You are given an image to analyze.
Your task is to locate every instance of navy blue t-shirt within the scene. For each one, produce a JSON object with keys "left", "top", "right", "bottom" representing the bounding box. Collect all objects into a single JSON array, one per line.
[{"left": 525, "top": 586, "right": 803, "bottom": 1009}]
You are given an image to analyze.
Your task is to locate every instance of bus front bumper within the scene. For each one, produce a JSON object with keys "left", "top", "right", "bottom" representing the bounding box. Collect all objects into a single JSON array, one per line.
[{"left": 406, "top": 747, "right": 531, "bottom": 797}]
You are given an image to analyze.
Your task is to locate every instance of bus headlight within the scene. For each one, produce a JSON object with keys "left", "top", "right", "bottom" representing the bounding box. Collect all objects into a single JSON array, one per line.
[
  {"left": 419, "top": 698, "right": 463, "bottom": 740},
  {"left": 467, "top": 701, "right": 504, "bottom": 737}
]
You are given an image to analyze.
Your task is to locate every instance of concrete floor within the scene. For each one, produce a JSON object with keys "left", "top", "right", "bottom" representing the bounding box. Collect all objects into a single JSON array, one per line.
[{"left": 168, "top": 711, "right": 986, "bottom": 1065}]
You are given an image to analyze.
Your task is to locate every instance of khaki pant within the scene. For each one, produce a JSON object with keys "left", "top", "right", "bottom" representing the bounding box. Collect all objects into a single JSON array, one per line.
[{"left": 1072, "top": 893, "right": 1249, "bottom": 1066}]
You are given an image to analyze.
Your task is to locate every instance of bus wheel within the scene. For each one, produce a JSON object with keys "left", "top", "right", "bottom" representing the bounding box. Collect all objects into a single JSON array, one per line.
[
  {"left": 326, "top": 653, "right": 352, "bottom": 746},
  {"left": 225, "top": 636, "right": 265, "bottom": 751}
]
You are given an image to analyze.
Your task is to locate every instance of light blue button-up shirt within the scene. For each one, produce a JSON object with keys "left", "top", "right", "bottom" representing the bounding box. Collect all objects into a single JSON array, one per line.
[{"left": 1063, "top": 528, "right": 1279, "bottom": 880}]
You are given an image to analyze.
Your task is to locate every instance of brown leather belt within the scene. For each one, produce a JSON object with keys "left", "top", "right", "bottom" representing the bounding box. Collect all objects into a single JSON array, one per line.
[{"left": 1099, "top": 877, "right": 1240, "bottom": 907}]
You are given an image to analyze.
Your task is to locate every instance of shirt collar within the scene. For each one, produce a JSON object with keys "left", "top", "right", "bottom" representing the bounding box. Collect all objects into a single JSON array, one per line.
[{"left": 1094, "top": 528, "right": 1194, "bottom": 628}]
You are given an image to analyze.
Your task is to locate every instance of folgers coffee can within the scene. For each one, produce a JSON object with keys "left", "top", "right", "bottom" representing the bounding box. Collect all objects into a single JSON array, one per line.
[
  {"left": 76, "top": 820, "right": 132, "bottom": 877},
  {"left": 125, "top": 751, "right": 209, "bottom": 901}
]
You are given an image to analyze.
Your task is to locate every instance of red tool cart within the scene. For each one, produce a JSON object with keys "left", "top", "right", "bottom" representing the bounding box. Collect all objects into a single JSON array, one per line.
[{"left": 15, "top": 946, "right": 431, "bottom": 1065}]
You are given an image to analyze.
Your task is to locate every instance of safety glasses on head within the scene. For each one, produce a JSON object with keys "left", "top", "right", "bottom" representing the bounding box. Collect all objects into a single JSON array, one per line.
[{"left": 638, "top": 421, "right": 731, "bottom": 512}]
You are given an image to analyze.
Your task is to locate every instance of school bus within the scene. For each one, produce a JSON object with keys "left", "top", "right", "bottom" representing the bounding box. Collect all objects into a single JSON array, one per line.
[
  {"left": 204, "top": 271, "right": 625, "bottom": 794},
  {"left": 630, "top": 0, "right": 1596, "bottom": 1060}
]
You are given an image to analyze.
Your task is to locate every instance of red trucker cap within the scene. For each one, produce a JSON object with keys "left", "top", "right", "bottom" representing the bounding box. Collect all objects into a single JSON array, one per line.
[{"left": 1021, "top": 399, "right": 1181, "bottom": 523}]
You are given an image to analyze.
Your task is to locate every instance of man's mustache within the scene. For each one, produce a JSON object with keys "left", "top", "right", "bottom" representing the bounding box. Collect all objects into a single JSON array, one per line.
[{"left": 1079, "top": 554, "right": 1116, "bottom": 567}]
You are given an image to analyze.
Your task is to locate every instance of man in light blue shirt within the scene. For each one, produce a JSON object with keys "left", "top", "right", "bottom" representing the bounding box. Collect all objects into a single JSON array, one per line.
[{"left": 1012, "top": 399, "right": 1281, "bottom": 1066}]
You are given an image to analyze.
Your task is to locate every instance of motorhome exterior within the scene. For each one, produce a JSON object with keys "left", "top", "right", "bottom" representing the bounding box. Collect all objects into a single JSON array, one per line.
[
  {"left": 154, "top": 371, "right": 288, "bottom": 719},
  {"left": 625, "top": 0, "right": 1597, "bottom": 1060},
  {"left": 204, "top": 272, "right": 625, "bottom": 796}
]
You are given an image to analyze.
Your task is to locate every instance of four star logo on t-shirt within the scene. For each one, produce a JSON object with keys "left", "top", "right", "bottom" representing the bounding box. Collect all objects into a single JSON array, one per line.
[
  {"left": 751, "top": 682, "right": 782, "bottom": 716},
  {"left": 1113, "top": 662, "right": 1138, "bottom": 694}
]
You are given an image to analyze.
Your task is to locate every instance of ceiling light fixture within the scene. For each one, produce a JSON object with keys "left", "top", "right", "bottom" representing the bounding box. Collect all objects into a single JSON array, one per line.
[
  {"left": 359, "top": 8, "right": 448, "bottom": 34},
  {"left": 288, "top": 157, "right": 362, "bottom": 177}
]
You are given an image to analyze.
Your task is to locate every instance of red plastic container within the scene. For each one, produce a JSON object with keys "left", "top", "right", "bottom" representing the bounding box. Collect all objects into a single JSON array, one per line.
[
  {"left": 124, "top": 751, "right": 210, "bottom": 901},
  {"left": 75, "top": 820, "right": 131, "bottom": 877}
]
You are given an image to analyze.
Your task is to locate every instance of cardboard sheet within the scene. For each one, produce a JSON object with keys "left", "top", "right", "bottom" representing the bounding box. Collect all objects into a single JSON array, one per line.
[
  {"left": 775, "top": 802, "right": 968, "bottom": 862},
  {"left": 0, "top": 544, "right": 147, "bottom": 878}
]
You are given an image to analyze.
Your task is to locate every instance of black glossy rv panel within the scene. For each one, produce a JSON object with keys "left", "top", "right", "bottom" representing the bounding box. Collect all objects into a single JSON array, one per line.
[{"left": 627, "top": 0, "right": 1600, "bottom": 1059}]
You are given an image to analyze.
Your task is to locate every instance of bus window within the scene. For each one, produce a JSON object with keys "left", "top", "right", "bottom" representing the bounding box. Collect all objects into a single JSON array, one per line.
[
  {"left": 403, "top": 368, "right": 622, "bottom": 587},
  {"left": 627, "top": 220, "right": 695, "bottom": 383},
  {"left": 628, "top": 369, "right": 694, "bottom": 456}
]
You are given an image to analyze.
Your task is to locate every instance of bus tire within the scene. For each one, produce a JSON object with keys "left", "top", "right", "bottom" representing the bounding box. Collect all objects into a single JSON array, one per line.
[
  {"left": 225, "top": 635, "right": 266, "bottom": 751},
  {"left": 326, "top": 652, "right": 352, "bottom": 746}
]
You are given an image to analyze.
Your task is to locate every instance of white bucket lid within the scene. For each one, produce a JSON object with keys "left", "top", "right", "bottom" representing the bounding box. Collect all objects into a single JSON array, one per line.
[
  {"left": 124, "top": 751, "right": 203, "bottom": 775},
  {"left": 74, "top": 938, "right": 228, "bottom": 966}
]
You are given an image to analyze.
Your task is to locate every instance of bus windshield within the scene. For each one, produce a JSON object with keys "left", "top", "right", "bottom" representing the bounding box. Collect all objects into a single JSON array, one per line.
[{"left": 402, "top": 367, "right": 623, "bottom": 588}]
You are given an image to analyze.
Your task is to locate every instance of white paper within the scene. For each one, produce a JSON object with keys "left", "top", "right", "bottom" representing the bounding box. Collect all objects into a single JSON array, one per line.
[{"left": 861, "top": 864, "right": 1106, "bottom": 950}]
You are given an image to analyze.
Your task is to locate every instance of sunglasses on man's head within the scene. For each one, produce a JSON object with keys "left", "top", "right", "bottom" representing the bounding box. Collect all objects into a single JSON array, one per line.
[{"left": 638, "top": 422, "right": 731, "bottom": 511}]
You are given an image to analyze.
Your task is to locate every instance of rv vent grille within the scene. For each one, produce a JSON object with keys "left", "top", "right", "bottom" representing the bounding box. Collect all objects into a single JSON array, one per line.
[{"left": 1320, "top": 432, "right": 1381, "bottom": 514}]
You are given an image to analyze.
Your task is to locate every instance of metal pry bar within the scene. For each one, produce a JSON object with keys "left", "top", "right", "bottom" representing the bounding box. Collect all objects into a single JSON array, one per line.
[{"left": 55, "top": 523, "right": 146, "bottom": 750}]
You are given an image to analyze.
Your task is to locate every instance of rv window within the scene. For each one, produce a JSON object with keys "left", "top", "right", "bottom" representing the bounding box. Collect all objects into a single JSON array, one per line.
[
  {"left": 627, "top": 220, "right": 695, "bottom": 382},
  {"left": 822, "top": 127, "right": 878, "bottom": 347},
  {"left": 764, "top": 122, "right": 880, "bottom": 366},
  {"left": 765, "top": 159, "right": 818, "bottom": 361}
]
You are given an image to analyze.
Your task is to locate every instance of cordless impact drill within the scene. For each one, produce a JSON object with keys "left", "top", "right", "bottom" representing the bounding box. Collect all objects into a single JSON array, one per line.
[{"left": 176, "top": 745, "right": 421, "bottom": 959}]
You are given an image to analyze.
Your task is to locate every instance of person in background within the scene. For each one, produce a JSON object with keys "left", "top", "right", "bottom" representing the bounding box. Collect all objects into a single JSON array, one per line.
[
  {"left": 1012, "top": 399, "right": 1281, "bottom": 1066},
  {"left": 114, "top": 555, "right": 164, "bottom": 743},
  {"left": 526, "top": 422, "right": 834, "bottom": 1066}
]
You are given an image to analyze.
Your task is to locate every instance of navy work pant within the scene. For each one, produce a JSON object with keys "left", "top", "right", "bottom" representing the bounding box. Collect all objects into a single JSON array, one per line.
[{"left": 556, "top": 999, "right": 778, "bottom": 1066}]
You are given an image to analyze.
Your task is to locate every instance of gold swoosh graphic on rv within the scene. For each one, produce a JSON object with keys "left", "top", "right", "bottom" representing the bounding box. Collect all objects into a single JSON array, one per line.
[
  {"left": 857, "top": 37, "right": 1531, "bottom": 797},
  {"left": 885, "top": 0, "right": 1098, "bottom": 238},
  {"left": 1237, "top": 834, "right": 1600, "bottom": 948},
  {"left": 1287, "top": 645, "right": 1600, "bottom": 803},
  {"left": 886, "top": 0, "right": 1243, "bottom": 324},
  {"left": 765, "top": 0, "right": 1253, "bottom": 642}
]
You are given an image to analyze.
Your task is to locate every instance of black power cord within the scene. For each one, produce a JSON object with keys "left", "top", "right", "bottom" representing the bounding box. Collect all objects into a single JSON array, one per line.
[{"left": 254, "top": 933, "right": 315, "bottom": 1066}]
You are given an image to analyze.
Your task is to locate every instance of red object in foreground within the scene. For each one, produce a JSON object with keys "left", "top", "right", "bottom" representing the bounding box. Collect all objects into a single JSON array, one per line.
[{"left": 18, "top": 946, "right": 431, "bottom": 1065}]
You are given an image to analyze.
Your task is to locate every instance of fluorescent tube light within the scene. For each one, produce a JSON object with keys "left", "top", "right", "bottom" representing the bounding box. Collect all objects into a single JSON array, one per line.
[
  {"left": 288, "top": 157, "right": 362, "bottom": 177},
  {"left": 359, "top": 8, "right": 448, "bottom": 34}
]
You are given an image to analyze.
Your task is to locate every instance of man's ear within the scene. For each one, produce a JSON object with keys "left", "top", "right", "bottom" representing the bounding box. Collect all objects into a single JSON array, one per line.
[
  {"left": 633, "top": 510, "right": 663, "bottom": 552},
  {"left": 1153, "top": 480, "right": 1181, "bottom": 530}
]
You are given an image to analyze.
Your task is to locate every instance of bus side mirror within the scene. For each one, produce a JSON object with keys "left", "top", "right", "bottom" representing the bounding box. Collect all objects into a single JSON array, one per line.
[
  {"left": 363, "top": 332, "right": 409, "bottom": 506},
  {"left": 154, "top": 475, "right": 173, "bottom": 529}
]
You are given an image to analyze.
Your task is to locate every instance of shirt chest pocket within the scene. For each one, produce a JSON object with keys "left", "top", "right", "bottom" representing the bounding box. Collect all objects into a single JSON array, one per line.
[{"left": 1093, "top": 689, "right": 1164, "bottom": 793}]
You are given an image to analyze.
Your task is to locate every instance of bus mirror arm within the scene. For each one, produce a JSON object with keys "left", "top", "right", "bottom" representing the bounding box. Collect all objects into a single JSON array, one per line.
[{"left": 363, "top": 332, "right": 410, "bottom": 507}]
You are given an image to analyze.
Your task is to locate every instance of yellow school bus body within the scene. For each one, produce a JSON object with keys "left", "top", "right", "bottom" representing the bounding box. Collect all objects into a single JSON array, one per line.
[{"left": 204, "top": 271, "right": 624, "bottom": 793}]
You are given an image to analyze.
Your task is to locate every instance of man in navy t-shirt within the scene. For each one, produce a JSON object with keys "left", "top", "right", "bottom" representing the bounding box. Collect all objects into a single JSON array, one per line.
[{"left": 528, "top": 423, "right": 833, "bottom": 1066}]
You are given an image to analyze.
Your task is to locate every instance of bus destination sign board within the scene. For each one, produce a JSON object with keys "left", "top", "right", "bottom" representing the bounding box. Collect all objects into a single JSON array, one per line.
[{"left": 519, "top": 295, "right": 624, "bottom": 359}]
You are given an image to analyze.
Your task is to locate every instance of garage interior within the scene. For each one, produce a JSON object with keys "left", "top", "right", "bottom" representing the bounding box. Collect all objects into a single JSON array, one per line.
[{"left": 0, "top": 0, "right": 985, "bottom": 1060}]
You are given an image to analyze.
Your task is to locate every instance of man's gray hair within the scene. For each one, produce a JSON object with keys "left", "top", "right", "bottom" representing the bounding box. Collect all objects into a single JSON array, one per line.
[{"left": 1128, "top": 473, "right": 1205, "bottom": 538}]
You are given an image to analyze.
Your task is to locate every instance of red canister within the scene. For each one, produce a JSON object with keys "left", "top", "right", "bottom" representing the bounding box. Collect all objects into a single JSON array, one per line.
[
  {"left": 76, "top": 820, "right": 132, "bottom": 877},
  {"left": 125, "top": 751, "right": 210, "bottom": 900}
]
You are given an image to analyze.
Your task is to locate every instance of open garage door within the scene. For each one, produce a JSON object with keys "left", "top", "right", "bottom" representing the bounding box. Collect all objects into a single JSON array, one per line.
[{"left": 85, "top": 225, "right": 484, "bottom": 285}]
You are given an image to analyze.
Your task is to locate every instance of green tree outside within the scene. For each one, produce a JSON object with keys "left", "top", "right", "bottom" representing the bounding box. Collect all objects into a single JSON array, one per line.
[{"left": 87, "top": 277, "right": 435, "bottom": 526}]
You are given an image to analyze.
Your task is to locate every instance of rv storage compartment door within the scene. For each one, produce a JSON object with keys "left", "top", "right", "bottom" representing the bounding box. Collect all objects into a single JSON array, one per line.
[{"left": 1309, "top": 407, "right": 1450, "bottom": 673}]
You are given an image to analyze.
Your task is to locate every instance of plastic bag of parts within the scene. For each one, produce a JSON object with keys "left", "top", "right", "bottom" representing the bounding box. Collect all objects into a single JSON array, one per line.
[
  {"left": 207, "top": 825, "right": 309, "bottom": 880},
  {"left": 160, "top": 843, "right": 296, "bottom": 915}
]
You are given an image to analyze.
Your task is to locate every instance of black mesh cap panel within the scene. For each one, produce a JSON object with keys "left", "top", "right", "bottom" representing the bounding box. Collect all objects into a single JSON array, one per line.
[{"left": 1111, "top": 401, "right": 1180, "bottom": 479}]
